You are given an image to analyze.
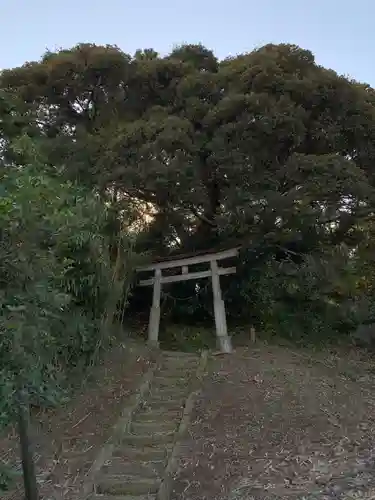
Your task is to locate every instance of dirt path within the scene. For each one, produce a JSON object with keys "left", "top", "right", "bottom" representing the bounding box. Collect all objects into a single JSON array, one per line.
[
  {"left": 0, "top": 340, "right": 151, "bottom": 500},
  {"left": 2, "top": 342, "right": 375, "bottom": 500},
  {"left": 88, "top": 350, "right": 206, "bottom": 499},
  {"left": 172, "top": 345, "right": 375, "bottom": 499}
]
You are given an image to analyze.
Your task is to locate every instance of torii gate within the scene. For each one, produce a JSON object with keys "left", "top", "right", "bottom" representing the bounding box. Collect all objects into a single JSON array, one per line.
[{"left": 137, "top": 247, "right": 239, "bottom": 353}]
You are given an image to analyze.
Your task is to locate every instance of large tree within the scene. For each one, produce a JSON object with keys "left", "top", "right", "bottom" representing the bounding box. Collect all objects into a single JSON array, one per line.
[
  {"left": 2, "top": 42, "right": 374, "bottom": 253},
  {"left": 2, "top": 42, "right": 375, "bottom": 332}
]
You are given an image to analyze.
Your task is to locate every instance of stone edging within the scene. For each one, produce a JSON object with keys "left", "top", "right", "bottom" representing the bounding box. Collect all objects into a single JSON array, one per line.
[
  {"left": 81, "top": 356, "right": 157, "bottom": 498},
  {"left": 156, "top": 350, "right": 209, "bottom": 500}
]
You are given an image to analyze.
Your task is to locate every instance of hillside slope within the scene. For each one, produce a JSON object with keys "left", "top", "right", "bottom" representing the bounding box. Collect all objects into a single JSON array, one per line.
[
  {"left": 1, "top": 342, "right": 375, "bottom": 500},
  {"left": 173, "top": 345, "right": 375, "bottom": 499}
]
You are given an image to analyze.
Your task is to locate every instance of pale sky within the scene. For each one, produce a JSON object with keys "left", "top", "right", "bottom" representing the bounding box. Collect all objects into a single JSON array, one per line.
[{"left": 1, "top": 0, "right": 374, "bottom": 86}]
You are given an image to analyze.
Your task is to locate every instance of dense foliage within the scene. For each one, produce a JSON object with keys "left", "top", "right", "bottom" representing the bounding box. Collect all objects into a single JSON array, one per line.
[
  {"left": 0, "top": 133, "right": 138, "bottom": 454},
  {"left": 1, "top": 41, "right": 375, "bottom": 353}
]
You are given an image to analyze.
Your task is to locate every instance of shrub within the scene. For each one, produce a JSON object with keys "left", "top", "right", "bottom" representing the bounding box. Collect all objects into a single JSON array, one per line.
[{"left": 0, "top": 136, "right": 138, "bottom": 442}]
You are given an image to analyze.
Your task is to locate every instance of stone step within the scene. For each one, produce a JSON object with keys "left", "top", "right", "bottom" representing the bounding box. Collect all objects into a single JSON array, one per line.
[
  {"left": 147, "top": 391, "right": 187, "bottom": 402},
  {"left": 131, "top": 420, "right": 177, "bottom": 435},
  {"left": 159, "top": 355, "right": 198, "bottom": 365},
  {"left": 101, "top": 458, "right": 164, "bottom": 477},
  {"left": 152, "top": 375, "right": 191, "bottom": 386},
  {"left": 149, "top": 385, "right": 187, "bottom": 395},
  {"left": 92, "top": 495, "right": 155, "bottom": 500},
  {"left": 135, "top": 408, "right": 182, "bottom": 422},
  {"left": 147, "top": 394, "right": 187, "bottom": 405},
  {"left": 112, "top": 444, "right": 172, "bottom": 461},
  {"left": 159, "top": 361, "right": 197, "bottom": 370},
  {"left": 149, "top": 384, "right": 187, "bottom": 393},
  {"left": 148, "top": 392, "right": 186, "bottom": 402},
  {"left": 96, "top": 475, "right": 160, "bottom": 496},
  {"left": 153, "top": 370, "right": 194, "bottom": 379},
  {"left": 141, "top": 398, "right": 185, "bottom": 410},
  {"left": 160, "top": 362, "right": 197, "bottom": 370},
  {"left": 161, "top": 357, "right": 196, "bottom": 363},
  {"left": 155, "top": 370, "right": 193, "bottom": 380},
  {"left": 122, "top": 431, "right": 175, "bottom": 447},
  {"left": 162, "top": 350, "right": 199, "bottom": 358}
]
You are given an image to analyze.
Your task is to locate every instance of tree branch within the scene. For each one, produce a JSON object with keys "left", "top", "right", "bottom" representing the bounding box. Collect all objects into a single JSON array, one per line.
[{"left": 188, "top": 205, "right": 217, "bottom": 227}]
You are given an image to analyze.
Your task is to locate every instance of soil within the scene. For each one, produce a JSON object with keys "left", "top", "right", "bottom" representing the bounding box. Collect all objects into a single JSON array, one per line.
[
  {"left": 0, "top": 339, "right": 151, "bottom": 500},
  {"left": 172, "top": 344, "right": 375, "bottom": 500},
  {"left": 2, "top": 339, "right": 375, "bottom": 500}
]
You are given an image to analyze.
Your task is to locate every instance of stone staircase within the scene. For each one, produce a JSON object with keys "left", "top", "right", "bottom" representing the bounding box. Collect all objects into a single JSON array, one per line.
[{"left": 87, "top": 350, "right": 207, "bottom": 500}]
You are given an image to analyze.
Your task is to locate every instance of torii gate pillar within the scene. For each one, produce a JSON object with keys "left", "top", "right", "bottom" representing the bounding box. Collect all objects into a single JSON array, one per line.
[{"left": 137, "top": 247, "right": 239, "bottom": 353}]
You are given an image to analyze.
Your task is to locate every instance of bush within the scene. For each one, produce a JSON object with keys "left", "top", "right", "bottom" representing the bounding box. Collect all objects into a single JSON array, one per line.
[
  {"left": 0, "top": 136, "right": 138, "bottom": 442},
  {"left": 225, "top": 246, "right": 358, "bottom": 344}
]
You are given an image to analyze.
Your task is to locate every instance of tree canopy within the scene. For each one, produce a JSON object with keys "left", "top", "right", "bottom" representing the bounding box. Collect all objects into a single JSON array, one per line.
[
  {"left": 2, "top": 41, "right": 375, "bottom": 335},
  {"left": 2, "top": 43, "right": 374, "bottom": 252}
]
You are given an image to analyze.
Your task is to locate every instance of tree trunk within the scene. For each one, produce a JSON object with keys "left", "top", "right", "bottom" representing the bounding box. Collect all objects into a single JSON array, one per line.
[{"left": 17, "top": 389, "right": 39, "bottom": 500}]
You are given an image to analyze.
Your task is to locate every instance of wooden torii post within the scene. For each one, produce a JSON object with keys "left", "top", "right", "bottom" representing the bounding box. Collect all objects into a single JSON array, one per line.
[{"left": 137, "top": 247, "right": 239, "bottom": 353}]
